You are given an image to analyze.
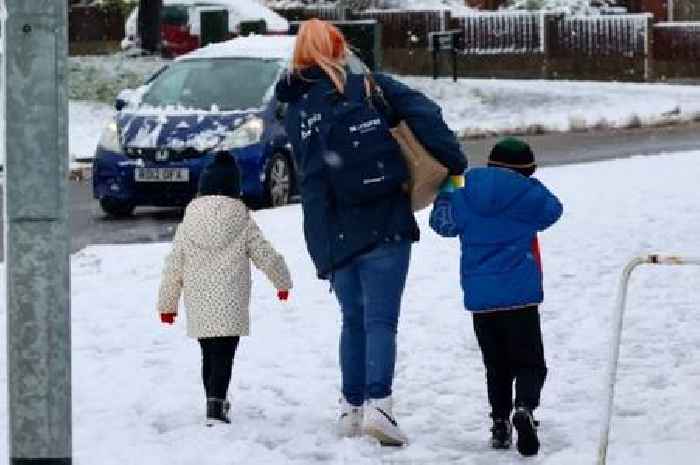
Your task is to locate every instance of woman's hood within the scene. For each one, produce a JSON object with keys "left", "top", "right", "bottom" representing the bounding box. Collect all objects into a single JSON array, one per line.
[
  {"left": 275, "top": 67, "right": 327, "bottom": 104},
  {"left": 181, "top": 196, "right": 248, "bottom": 250}
]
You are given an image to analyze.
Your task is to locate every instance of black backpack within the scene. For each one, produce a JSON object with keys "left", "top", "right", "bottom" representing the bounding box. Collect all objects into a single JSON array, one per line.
[{"left": 320, "top": 73, "right": 408, "bottom": 206}]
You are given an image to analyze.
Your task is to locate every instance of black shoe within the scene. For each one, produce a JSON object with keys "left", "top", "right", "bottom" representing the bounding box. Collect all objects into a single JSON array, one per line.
[
  {"left": 206, "top": 398, "right": 231, "bottom": 426},
  {"left": 490, "top": 418, "right": 512, "bottom": 449},
  {"left": 512, "top": 406, "right": 539, "bottom": 456}
]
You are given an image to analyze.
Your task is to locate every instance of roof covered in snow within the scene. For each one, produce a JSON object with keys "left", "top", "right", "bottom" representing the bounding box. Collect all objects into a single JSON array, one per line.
[
  {"left": 178, "top": 35, "right": 296, "bottom": 61},
  {"left": 125, "top": 0, "right": 289, "bottom": 38},
  {"left": 193, "top": 0, "right": 288, "bottom": 31}
]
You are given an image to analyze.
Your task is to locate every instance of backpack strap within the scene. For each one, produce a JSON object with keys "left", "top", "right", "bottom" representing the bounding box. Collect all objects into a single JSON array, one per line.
[{"left": 365, "top": 73, "right": 400, "bottom": 127}]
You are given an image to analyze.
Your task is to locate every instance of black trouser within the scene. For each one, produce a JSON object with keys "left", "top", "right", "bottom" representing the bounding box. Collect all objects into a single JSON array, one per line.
[
  {"left": 472, "top": 306, "right": 547, "bottom": 420},
  {"left": 198, "top": 336, "right": 240, "bottom": 400}
]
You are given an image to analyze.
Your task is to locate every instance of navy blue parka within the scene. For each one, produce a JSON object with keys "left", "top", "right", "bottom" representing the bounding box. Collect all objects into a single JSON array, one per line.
[{"left": 276, "top": 68, "right": 467, "bottom": 279}]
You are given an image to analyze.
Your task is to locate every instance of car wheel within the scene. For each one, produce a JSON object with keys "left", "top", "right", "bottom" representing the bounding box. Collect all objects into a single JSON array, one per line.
[
  {"left": 266, "top": 153, "right": 292, "bottom": 208},
  {"left": 100, "top": 198, "right": 135, "bottom": 218}
]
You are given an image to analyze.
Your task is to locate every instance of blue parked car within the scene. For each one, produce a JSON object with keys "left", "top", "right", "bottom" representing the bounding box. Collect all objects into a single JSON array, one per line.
[{"left": 93, "top": 36, "right": 297, "bottom": 217}]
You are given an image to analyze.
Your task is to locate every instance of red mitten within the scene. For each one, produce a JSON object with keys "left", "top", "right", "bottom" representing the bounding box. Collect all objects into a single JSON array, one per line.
[
  {"left": 160, "top": 313, "right": 176, "bottom": 324},
  {"left": 277, "top": 290, "right": 289, "bottom": 301}
]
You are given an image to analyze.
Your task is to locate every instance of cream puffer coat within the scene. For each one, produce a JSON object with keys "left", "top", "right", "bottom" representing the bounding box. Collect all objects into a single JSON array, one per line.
[{"left": 156, "top": 196, "right": 293, "bottom": 338}]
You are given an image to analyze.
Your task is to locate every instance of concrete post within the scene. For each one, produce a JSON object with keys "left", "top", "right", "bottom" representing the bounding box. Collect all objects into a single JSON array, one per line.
[{"left": 2, "top": 0, "right": 71, "bottom": 464}]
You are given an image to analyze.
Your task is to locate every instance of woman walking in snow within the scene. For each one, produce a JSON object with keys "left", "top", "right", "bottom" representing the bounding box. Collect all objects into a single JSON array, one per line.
[
  {"left": 156, "top": 153, "right": 293, "bottom": 426},
  {"left": 275, "top": 19, "right": 466, "bottom": 445}
]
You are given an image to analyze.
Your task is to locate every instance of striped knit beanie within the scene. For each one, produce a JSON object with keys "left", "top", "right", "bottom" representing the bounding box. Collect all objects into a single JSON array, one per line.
[{"left": 488, "top": 137, "right": 536, "bottom": 177}]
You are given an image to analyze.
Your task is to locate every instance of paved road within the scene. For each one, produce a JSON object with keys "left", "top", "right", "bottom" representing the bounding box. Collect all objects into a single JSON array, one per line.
[
  {"left": 462, "top": 123, "right": 700, "bottom": 168},
  {"left": 1, "top": 123, "right": 699, "bottom": 255}
]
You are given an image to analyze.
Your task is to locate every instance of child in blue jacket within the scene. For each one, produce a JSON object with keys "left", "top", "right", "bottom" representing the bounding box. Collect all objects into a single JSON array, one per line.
[{"left": 430, "top": 138, "right": 563, "bottom": 456}]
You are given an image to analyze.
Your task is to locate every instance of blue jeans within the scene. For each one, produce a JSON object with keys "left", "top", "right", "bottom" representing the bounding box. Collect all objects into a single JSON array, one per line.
[{"left": 333, "top": 240, "right": 411, "bottom": 406}]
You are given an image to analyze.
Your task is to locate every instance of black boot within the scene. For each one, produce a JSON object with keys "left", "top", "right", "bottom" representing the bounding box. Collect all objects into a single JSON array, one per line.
[
  {"left": 512, "top": 406, "right": 539, "bottom": 456},
  {"left": 490, "top": 417, "right": 512, "bottom": 449},
  {"left": 206, "top": 398, "right": 231, "bottom": 426}
]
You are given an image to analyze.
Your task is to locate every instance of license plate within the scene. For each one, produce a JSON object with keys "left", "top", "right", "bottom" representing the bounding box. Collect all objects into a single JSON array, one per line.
[{"left": 135, "top": 167, "right": 189, "bottom": 182}]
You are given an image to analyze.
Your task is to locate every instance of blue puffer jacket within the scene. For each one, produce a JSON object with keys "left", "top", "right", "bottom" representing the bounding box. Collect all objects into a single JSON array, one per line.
[
  {"left": 430, "top": 167, "right": 563, "bottom": 312},
  {"left": 276, "top": 68, "right": 467, "bottom": 279}
]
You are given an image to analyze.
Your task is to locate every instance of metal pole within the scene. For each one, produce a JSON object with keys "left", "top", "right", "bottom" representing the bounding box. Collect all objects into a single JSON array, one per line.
[
  {"left": 431, "top": 34, "right": 438, "bottom": 80},
  {"left": 3, "top": 0, "right": 71, "bottom": 464},
  {"left": 597, "top": 254, "right": 700, "bottom": 465}
]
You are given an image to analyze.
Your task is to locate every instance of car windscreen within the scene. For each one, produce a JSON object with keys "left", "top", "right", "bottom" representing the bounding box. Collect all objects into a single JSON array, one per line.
[{"left": 141, "top": 58, "right": 283, "bottom": 111}]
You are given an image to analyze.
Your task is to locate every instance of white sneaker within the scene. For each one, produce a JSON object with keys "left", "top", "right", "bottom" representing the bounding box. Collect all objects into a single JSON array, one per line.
[
  {"left": 337, "top": 397, "right": 364, "bottom": 438},
  {"left": 363, "top": 396, "right": 408, "bottom": 446}
]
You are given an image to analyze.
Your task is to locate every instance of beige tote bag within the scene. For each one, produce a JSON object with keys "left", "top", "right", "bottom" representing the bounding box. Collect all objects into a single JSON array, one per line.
[
  {"left": 390, "top": 121, "right": 449, "bottom": 211},
  {"left": 365, "top": 76, "right": 449, "bottom": 212}
]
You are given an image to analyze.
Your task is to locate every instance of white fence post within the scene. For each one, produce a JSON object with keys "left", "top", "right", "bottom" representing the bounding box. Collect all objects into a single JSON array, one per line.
[{"left": 597, "top": 254, "right": 700, "bottom": 465}]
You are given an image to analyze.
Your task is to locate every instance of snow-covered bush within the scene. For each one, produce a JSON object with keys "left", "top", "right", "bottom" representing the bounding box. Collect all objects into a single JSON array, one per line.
[{"left": 69, "top": 55, "right": 166, "bottom": 103}]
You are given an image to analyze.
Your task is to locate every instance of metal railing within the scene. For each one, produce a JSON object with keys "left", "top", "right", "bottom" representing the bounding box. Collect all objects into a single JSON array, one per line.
[
  {"left": 597, "top": 254, "right": 700, "bottom": 465},
  {"left": 551, "top": 13, "right": 652, "bottom": 58},
  {"left": 457, "top": 11, "right": 545, "bottom": 54}
]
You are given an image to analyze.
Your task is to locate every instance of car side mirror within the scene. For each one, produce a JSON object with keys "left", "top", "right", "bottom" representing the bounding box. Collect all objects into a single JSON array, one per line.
[
  {"left": 275, "top": 102, "right": 288, "bottom": 120},
  {"left": 115, "top": 88, "right": 136, "bottom": 111}
]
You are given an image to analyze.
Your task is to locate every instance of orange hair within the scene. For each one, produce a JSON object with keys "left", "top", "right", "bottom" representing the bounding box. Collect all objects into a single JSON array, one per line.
[{"left": 292, "top": 19, "right": 348, "bottom": 93}]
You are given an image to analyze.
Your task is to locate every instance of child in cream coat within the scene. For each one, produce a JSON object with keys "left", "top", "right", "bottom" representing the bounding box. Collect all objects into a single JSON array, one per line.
[{"left": 157, "top": 153, "right": 293, "bottom": 425}]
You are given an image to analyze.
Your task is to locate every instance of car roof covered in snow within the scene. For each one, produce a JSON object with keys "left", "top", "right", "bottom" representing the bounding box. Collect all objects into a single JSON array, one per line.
[{"left": 177, "top": 35, "right": 296, "bottom": 62}]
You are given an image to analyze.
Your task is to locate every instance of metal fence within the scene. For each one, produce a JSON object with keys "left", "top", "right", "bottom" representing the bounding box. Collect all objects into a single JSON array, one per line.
[
  {"left": 455, "top": 12, "right": 652, "bottom": 58},
  {"left": 64, "top": 5, "right": 700, "bottom": 79},
  {"left": 456, "top": 11, "right": 545, "bottom": 54},
  {"left": 550, "top": 14, "right": 651, "bottom": 58}
]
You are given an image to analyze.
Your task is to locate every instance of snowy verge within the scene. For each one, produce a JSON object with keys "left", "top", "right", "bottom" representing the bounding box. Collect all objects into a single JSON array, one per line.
[
  {"left": 70, "top": 101, "right": 115, "bottom": 168},
  {"left": 69, "top": 55, "right": 167, "bottom": 103},
  {"left": 400, "top": 77, "right": 700, "bottom": 138},
  {"left": 2, "top": 151, "right": 700, "bottom": 464}
]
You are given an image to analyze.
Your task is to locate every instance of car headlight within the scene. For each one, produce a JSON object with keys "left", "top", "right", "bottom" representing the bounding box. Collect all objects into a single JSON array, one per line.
[
  {"left": 218, "top": 117, "right": 264, "bottom": 151},
  {"left": 98, "top": 120, "right": 122, "bottom": 153}
]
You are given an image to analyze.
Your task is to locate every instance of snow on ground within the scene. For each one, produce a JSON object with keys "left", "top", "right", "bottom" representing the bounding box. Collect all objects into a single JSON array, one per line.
[
  {"left": 2, "top": 150, "right": 700, "bottom": 464},
  {"left": 504, "top": 0, "right": 605, "bottom": 14},
  {"left": 67, "top": 54, "right": 166, "bottom": 168},
  {"left": 69, "top": 55, "right": 166, "bottom": 102},
  {"left": 367, "top": 0, "right": 475, "bottom": 15},
  {"left": 266, "top": 0, "right": 470, "bottom": 9},
  {"left": 402, "top": 77, "right": 700, "bottom": 137},
  {"left": 69, "top": 101, "right": 115, "bottom": 167}
]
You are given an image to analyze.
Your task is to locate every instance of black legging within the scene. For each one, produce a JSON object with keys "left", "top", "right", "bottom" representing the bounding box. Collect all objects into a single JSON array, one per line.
[
  {"left": 198, "top": 336, "right": 240, "bottom": 399},
  {"left": 472, "top": 306, "right": 547, "bottom": 420}
]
